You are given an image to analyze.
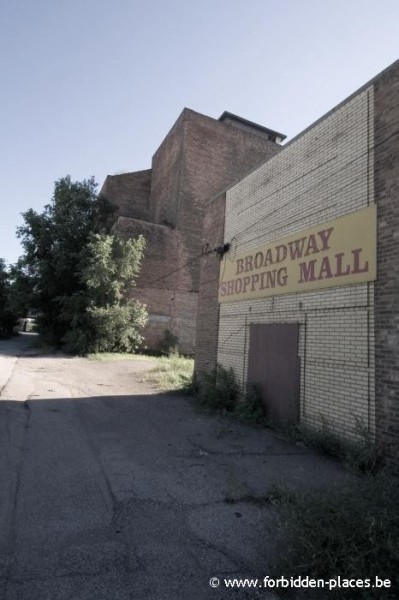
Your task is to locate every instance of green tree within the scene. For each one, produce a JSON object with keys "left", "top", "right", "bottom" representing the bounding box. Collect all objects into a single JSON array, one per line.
[
  {"left": 62, "top": 233, "right": 148, "bottom": 354},
  {"left": 0, "top": 259, "right": 17, "bottom": 337},
  {"left": 16, "top": 176, "right": 147, "bottom": 353},
  {"left": 0, "top": 259, "right": 8, "bottom": 311},
  {"left": 7, "top": 259, "right": 36, "bottom": 318}
]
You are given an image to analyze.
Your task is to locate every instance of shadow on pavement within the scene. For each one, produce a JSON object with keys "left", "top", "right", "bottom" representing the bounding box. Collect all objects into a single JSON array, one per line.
[
  {"left": 0, "top": 389, "right": 353, "bottom": 599},
  {"left": 0, "top": 333, "right": 41, "bottom": 357}
]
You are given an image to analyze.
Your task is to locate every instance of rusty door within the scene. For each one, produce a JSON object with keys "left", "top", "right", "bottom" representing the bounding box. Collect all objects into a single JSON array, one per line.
[{"left": 247, "top": 323, "right": 300, "bottom": 425}]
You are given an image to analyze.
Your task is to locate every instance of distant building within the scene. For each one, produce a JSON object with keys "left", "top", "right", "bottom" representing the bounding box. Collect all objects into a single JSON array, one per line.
[{"left": 101, "top": 109, "right": 284, "bottom": 353}]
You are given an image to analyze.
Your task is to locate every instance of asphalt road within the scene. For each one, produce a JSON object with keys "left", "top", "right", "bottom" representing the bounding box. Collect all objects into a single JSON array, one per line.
[{"left": 0, "top": 335, "right": 351, "bottom": 599}]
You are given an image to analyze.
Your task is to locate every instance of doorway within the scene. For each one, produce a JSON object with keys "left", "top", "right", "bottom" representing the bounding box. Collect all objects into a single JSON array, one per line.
[{"left": 247, "top": 323, "right": 300, "bottom": 425}]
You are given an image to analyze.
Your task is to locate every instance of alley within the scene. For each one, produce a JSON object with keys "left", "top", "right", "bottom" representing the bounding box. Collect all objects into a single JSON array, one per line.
[{"left": 0, "top": 335, "right": 350, "bottom": 599}]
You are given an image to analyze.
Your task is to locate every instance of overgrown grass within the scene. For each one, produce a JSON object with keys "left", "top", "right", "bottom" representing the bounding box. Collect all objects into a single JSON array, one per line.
[
  {"left": 272, "top": 477, "right": 399, "bottom": 599},
  {"left": 260, "top": 418, "right": 380, "bottom": 474},
  {"left": 142, "top": 355, "right": 194, "bottom": 392},
  {"left": 290, "top": 422, "right": 379, "bottom": 474},
  {"left": 196, "top": 365, "right": 265, "bottom": 423},
  {"left": 196, "top": 365, "right": 239, "bottom": 411},
  {"left": 196, "top": 364, "right": 380, "bottom": 473},
  {"left": 197, "top": 365, "right": 399, "bottom": 599}
]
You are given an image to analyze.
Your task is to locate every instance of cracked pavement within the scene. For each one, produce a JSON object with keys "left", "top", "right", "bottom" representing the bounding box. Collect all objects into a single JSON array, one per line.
[{"left": 0, "top": 335, "right": 352, "bottom": 599}]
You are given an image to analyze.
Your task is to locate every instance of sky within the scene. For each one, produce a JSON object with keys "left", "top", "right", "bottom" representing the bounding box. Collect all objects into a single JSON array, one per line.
[{"left": 0, "top": 0, "right": 398, "bottom": 266}]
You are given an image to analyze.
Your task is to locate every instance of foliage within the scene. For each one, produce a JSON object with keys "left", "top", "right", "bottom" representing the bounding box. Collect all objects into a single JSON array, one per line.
[
  {"left": 298, "top": 422, "right": 378, "bottom": 473},
  {"left": 60, "top": 232, "right": 148, "bottom": 354},
  {"left": 16, "top": 176, "right": 115, "bottom": 344},
  {"left": 0, "top": 259, "right": 18, "bottom": 337},
  {"left": 234, "top": 384, "right": 266, "bottom": 423},
  {"left": 65, "top": 302, "right": 147, "bottom": 355},
  {"left": 82, "top": 233, "right": 145, "bottom": 305},
  {"left": 196, "top": 364, "right": 240, "bottom": 412},
  {"left": 159, "top": 328, "right": 179, "bottom": 356},
  {"left": 142, "top": 355, "right": 194, "bottom": 392},
  {"left": 16, "top": 176, "right": 148, "bottom": 354},
  {"left": 196, "top": 365, "right": 377, "bottom": 471},
  {"left": 273, "top": 477, "right": 399, "bottom": 599},
  {"left": 196, "top": 364, "right": 267, "bottom": 420},
  {"left": 264, "top": 419, "right": 379, "bottom": 474},
  {"left": 0, "top": 259, "right": 9, "bottom": 311},
  {"left": 7, "top": 259, "right": 35, "bottom": 318}
]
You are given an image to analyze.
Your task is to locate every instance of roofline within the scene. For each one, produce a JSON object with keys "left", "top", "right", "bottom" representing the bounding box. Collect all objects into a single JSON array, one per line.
[
  {"left": 219, "top": 111, "right": 287, "bottom": 141},
  {"left": 285, "top": 58, "right": 399, "bottom": 149},
  {"left": 105, "top": 169, "right": 152, "bottom": 178},
  {"left": 215, "top": 59, "right": 399, "bottom": 200}
]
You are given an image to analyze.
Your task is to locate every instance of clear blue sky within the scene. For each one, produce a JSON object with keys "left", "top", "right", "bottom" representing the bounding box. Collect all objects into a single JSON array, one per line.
[{"left": 1, "top": 0, "right": 398, "bottom": 265}]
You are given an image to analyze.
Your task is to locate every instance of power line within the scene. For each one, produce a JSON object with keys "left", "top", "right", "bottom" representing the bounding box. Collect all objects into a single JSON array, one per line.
[
  {"left": 140, "top": 128, "right": 398, "bottom": 291},
  {"left": 5, "top": 130, "right": 397, "bottom": 295}
]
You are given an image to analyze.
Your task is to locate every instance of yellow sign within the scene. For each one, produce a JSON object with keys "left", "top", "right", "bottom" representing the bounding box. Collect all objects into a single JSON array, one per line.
[{"left": 219, "top": 205, "right": 376, "bottom": 303}]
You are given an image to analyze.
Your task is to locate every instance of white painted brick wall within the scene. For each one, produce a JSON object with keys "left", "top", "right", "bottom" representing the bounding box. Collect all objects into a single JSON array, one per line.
[{"left": 218, "top": 86, "right": 376, "bottom": 441}]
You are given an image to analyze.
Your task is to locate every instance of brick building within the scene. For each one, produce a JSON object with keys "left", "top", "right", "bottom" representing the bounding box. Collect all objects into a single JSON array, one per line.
[
  {"left": 101, "top": 109, "right": 284, "bottom": 353},
  {"left": 195, "top": 61, "right": 399, "bottom": 467}
]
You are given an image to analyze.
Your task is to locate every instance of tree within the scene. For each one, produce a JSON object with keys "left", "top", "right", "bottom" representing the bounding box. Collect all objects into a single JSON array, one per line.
[
  {"left": 7, "top": 259, "right": 36, "bottom": 319},
  {"left": 0, "top": 259, "right": 17, "bottom": 338},
  {"left": 17, "top": 176, "right": 115, "bottom": 343},
  {"left": 16, "top": 176, "right": 147, "bottom": 353},
  {"left": 62, "top": 233, "right": 148, "bottom": 354}
]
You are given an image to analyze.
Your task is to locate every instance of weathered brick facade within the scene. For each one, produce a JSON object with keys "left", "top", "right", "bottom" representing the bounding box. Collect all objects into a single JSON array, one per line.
[
  {"left": 195, "top": 190, "right": 226, "bottom": 376},
  {"left": 374, "top": 61, "right": 399, "bottom": 465},
  {"left": 101, "top": 109, "right": 282, "bottom": 353},
  {"left": 196, "top": 61, "right": 399, "bottom": 467},
  {"left": 101, "top": 170, "right": 151, "bottom": 222}
]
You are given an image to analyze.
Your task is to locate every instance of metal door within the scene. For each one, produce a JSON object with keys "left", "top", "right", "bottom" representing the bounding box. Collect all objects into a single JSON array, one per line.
[{"left": 247, "top": 323, "right": 300, "bottom": 425}]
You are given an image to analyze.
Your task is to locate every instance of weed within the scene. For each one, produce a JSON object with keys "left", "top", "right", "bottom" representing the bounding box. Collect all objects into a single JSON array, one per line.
[
  {"left": 196, "top": 364, "right": 239, "bottom": 411},
  {"left": 196, "top": 366, "right": 267, "bottom": 423},
  {"left": 265, "top": 420, "right": 380, "bottom": 474},
  {"left": 272, "top": 476, "right": 399, "bottom": 598},
  {"left": 142, "top": 355, "right": 194, "bottom": 392},
  {"left": 158, "top": 329, "right": 179, "bottom": 356},
  {"left": 234, "top": 384, "right": 266, "bottom": 424},
  {"left": 197, "top": 364, "right": 379, "bottom": 473}
]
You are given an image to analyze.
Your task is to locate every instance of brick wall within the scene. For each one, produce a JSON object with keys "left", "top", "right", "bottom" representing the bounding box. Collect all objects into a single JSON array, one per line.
[
  {"left": 195, "top": 191, "right": 226, "bottom": 376},
  {"left": 177, "top": 110, "right": 282, "bottom": 292},
  {"left": 374, "top": 61, "right": 399, "bottom": 465},
  {"left": 113, "top": 216, "right": 177, "bottom": 290},
  {"left": 101, "top": 170, "right": 151, "bottom": 221},
  {"left": 195, "top": 61, "right": 399, "bottom": 463},
  {"left": 149, "top": 115, "right": 184, "bottom": 227},
  {"left": 104, "top": 108, "right": 281, "bottom": 354},
  {"left": 215, "top": 86, "right": 376, "bottom": 441}
]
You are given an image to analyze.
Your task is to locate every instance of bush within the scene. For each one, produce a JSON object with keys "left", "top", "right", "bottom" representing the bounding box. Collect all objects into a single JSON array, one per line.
[
  {"left": 196, "top": 365, "right": 268, "bottom": 422},
  {"left": 63, "top": 301, "right": 148, "bottom": 355},
  {"left": 234, "top": 384, "right": 266, "bottom": 423},
  {"left": 159, "top": 329, "right": 179, "bottom": 356},
  {"left": 197, "top": 364, "right": 240, "bottom": 412}
]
